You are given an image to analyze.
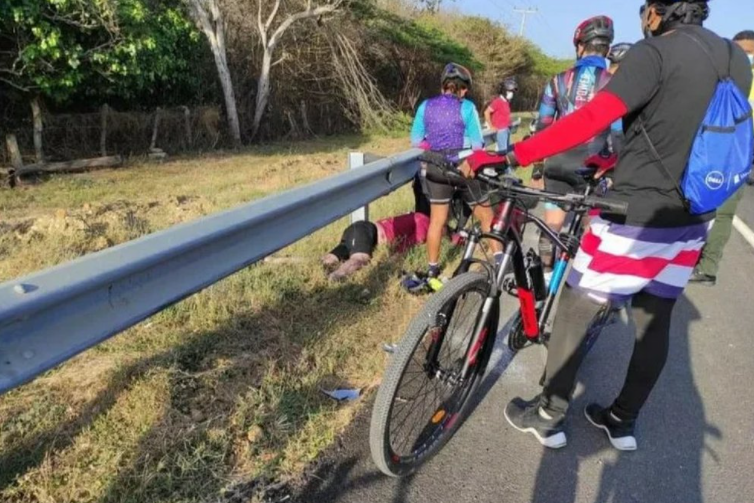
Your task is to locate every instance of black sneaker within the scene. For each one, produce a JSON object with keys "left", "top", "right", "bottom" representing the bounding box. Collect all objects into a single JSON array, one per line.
[
  {"left": 504, "top": 397, "right": 567, "bottom": 449},
  {"left": 584, "top": 404, "right": 637, "bottom": 451},
  {"left": 688, "top": 269, "right": 717, "bottom": 286}
]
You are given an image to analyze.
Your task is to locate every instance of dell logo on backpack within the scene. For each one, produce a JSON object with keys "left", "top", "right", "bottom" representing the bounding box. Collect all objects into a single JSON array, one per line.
[{"left": 704, "top": 171, "right": 725, "bottom": 190}]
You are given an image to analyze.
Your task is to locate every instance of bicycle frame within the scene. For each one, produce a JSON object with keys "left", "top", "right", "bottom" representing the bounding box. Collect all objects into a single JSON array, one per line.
[{"left": 454, "top": 187, "right": 592, "bottom": 379}]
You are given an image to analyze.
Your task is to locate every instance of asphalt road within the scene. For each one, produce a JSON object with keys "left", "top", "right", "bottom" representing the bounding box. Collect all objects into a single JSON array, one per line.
[{"left": 294, "top": 184, "right": 754, "bottom": 503}]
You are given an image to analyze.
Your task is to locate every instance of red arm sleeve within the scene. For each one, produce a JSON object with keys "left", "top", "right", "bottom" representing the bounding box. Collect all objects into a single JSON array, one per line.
[{"left": 513, "top": 91, "right": 628, "bottom": 167}]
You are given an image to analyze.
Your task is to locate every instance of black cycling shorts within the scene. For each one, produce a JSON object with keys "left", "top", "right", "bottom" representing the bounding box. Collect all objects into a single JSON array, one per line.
[
  {"left": 420, "top": 162, "right": 490, "bottom": 207},
  {"left": 330, "top": 221, "right": 378, "bottom": 260}
]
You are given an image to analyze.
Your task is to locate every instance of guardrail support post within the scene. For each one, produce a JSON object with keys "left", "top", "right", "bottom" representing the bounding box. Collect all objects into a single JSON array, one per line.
[{"left": 349, "top": 152, "right": 368, "bottom": 223}]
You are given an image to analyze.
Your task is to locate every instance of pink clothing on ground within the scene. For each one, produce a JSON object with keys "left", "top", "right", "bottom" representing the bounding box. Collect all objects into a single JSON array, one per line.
[{"left": 376, "top": 213, "right": 430, "bottom": 253}]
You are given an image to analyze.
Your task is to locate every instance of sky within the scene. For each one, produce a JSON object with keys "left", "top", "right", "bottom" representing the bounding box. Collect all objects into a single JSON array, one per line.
[{"left": 457, "top": 0, "right": 754, "bottom": 58}]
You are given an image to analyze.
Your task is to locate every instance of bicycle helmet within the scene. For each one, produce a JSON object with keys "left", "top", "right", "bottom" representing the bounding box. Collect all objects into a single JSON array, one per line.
[
  {"left": 641, "top": 1, "right": 711, "bottom": 26},
  {"left": 573, "top": 16, "right": 615, "bottom": 47},
  {"left": 608, "top": 43, "right": 633, "bottom": 64},
  {"left": 499, "top": 77, "right": 519, "bottom": 94},
  {"left": 441, "top": 63, "right": 473, "bottom": 88}
]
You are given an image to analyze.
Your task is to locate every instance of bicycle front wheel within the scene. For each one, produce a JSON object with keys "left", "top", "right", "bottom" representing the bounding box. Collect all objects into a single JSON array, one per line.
[{"left": 370, "top": 272, "right": 498, "bottom": 477}]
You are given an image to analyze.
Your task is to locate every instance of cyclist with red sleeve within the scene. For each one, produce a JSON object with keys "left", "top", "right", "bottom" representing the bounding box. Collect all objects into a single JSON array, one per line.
[
  {"left": 534, "top": 16, "right": 616, "bottom": 271},
  {"left": 464, "top": 0, "right": 753, "bottom": 450}
]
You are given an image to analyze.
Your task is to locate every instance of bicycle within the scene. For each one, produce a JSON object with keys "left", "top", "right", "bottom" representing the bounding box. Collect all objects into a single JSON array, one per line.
[{"left": 369, "top": 156, "right": 627, "bottom": 477}]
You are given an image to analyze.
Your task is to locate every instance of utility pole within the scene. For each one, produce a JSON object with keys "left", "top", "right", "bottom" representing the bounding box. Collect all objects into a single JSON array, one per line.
[{"left": 513, "top": 7, "right": 538, "bottom": 37}]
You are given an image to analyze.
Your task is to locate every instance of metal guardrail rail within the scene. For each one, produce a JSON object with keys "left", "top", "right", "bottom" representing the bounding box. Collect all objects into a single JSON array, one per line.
[{"left": 0, "top": 147, "right": 430, "bottom": 395}]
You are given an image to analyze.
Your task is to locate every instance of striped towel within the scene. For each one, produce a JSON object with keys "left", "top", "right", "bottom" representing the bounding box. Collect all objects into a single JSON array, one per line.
[{"left": 567, "top": 216, "right": 713, "bottom": 303}]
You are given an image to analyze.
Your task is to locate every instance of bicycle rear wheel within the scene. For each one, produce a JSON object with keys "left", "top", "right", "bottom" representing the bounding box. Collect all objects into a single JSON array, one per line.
[{"left": 370, "top": 273, "right": 498, "bottom": 477}]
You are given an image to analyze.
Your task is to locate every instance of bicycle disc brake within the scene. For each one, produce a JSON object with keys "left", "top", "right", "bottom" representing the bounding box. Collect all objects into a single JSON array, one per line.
[{"left": 507, "top": 314, "right": 532, "bottom": 352}]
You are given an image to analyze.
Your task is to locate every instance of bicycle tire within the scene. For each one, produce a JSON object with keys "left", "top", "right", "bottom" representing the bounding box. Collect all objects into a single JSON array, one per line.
[{"left": 370, "top": 272, "right": 497, "bottom": 477}]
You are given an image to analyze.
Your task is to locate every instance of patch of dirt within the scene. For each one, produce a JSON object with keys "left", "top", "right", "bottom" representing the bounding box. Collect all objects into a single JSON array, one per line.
[{"left": 0, "top": 194, "right": 209, "bottom": 249}]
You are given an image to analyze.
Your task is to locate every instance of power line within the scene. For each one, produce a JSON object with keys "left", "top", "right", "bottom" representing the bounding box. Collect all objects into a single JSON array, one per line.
[{"left": 513, "top": 6, "right": 538, "bottom": 37}]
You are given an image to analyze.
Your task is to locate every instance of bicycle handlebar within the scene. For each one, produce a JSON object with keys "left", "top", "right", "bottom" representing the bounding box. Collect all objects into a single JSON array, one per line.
[
  {"left": 583, "top": 195, "right": 629, "bottom": 215},
  {"left": 418, "top": 152, "right": 629, "bottom": 216},
  {"left": 478, "top": 173, "right": 629, "bottom": 216}
]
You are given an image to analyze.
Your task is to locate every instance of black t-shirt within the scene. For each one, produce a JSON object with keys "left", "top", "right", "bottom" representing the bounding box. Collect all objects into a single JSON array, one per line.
[{"left": 604, "top": 25, "right": 753, "bottom": 228}]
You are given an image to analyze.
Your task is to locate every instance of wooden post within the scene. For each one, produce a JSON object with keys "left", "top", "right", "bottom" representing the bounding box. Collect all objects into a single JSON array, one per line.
[
  {"left": 100, "top": 104, "right": 109, "bottom": 157},
  {"left": 5, "top": 134, "right": 23, "bottom": 169},
  {"left": 150, "top": 107, "right": 162, "bottom": 151},
  {"left": 15, "top": 155, "right": 124, "bottom": 177},
  {"left": 30, "top": 96, "right": 44, "bottom": 163},
  {"left": 182, "top": 106, "right": 192, "bottom": 148}
]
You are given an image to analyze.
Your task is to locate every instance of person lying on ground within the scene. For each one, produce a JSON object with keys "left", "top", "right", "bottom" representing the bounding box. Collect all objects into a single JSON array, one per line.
[{"left": 321, "top": 212, "right": 430, "bottom": 282}]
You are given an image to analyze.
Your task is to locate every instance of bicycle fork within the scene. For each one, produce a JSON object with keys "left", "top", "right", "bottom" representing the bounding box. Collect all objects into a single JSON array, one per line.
[{"left": 458, "top": 239, "right": 516, "bottom": 378}]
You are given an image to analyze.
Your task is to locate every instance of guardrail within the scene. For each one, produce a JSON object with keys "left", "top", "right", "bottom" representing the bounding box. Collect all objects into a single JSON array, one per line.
[{"left": 0, "top": 133, "right": 495, "bottom": 395}]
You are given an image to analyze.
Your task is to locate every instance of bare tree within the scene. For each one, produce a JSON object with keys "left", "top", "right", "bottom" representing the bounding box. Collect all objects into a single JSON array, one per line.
[
  {"left": 185, "top": 0, "right": 242, "bottom": 146},
  {"left": 252, "top": 0, "right": 342, "bottom": 140}
]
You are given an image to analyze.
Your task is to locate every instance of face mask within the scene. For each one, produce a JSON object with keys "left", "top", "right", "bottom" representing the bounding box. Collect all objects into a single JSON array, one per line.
[{"left": 506, "top": 92, "right": 514, "bottom": 101}]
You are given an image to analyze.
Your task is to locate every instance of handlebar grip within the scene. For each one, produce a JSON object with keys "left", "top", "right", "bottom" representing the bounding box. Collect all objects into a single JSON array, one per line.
[{"left": 584, "top": 196, "right": 629, "bottom": 216}]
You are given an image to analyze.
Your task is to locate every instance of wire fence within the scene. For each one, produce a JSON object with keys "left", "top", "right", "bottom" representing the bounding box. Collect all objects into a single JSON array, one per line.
[{"left": 2, "top": 105, "right": 226, "bottom": 165}]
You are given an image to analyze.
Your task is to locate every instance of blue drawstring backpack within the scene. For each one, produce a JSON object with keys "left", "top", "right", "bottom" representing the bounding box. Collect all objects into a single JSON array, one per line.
[{"left": 641, "top": 33, "right": 754, "bottom": 215}]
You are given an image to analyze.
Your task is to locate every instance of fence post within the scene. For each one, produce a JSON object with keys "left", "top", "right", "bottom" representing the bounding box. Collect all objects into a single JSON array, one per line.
[
  {"left": 5, "top": 134, "right": 23, "bottom": 169},
  {"left": 100, "top": 104, "right": 109, "bottom": 156},
  {"left": 30, "top": 96, "right": 44, "bottom": 163},
  {"left": 348, "top": 152, "right": 368, "bottom": 223},
  {"left": 182, "top": 106, "right": 192, "bottom": 149},
  {"left": 150, "top": 107, "right": 162, "bottom": 151}
]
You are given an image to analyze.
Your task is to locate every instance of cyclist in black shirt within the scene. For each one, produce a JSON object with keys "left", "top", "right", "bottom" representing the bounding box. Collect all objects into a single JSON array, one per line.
[{"left": 490, "top": 0, "right": 753, "bottom": 451}]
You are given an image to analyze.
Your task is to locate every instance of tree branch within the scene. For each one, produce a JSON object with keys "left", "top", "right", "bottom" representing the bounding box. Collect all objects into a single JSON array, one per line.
[
  {"left": 257, "top": 0, "right": 267, "bottom": 47},
  {"left": 264, "top": 0, "right": 282, "bottom": 33},
  {"left": 185, "top": 0, "right": 218, "bottom": 48},
  {"left": 267, "top": 2, "right": 341, "bottom": 52},
  {"left": 0, "top": 76, "right": 31, "bottom": 92},
  {"left": 271, "top": 53, "right": 288, "bottom": 67}
]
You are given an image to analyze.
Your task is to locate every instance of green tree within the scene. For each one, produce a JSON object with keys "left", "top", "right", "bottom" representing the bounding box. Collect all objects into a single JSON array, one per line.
[{"left": 0, "top": 0, "right": 203, "bottom": 104}]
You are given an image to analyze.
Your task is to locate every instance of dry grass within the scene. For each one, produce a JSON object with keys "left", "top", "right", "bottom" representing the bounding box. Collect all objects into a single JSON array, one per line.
[
  {"left": 0, "top": 127, "right": 534, "bottom": 502},
  {"left": 0, "top": 134, "right": 444, "bottom": 503}
]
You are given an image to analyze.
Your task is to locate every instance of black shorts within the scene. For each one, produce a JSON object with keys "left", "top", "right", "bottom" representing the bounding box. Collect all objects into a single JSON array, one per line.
[
  {"left": 330, "top": 221, "right": 378, "bottom": 260},
  {"left": 420, "top": 163, "right": 490, "bottom": 207},
  {"left": 543, "top": 147, "right": 591, "bottom": 196}
]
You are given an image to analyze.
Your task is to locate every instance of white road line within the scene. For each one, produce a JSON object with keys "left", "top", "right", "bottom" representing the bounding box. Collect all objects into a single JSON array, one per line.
[{"left": 733, "top": 216, "right": 754, "bottom": 250}]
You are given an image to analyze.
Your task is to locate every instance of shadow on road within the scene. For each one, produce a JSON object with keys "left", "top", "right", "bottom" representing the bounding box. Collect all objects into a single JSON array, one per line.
[
  {"left": 531, "top": 295, "right": 720, "bottom": 503},
  {"left": 294, "top": 455, "right": 417, "bottom": 503}
]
